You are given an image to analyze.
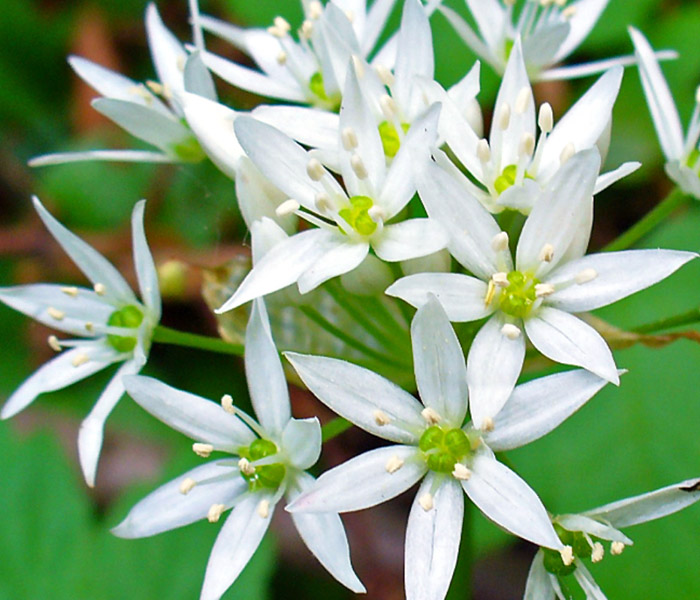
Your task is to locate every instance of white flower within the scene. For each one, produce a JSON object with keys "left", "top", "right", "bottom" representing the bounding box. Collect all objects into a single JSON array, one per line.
[
  {"left": 114, "top": 300, "right": 364, "bottom": 600},
  {"left": 387, "top": 148, "right": 697, "bottom": 428},
  {"left": 426, "top": 38, "right": 638, "bottom": 214},
  {"left": 525, "top": 478, "right": 700, "bottom": 599},
  {"left": 630, "top": 27, "right": 700, "bottom": 200},
  {"left": 285, "top": 297, "right": 616, "bottom": 600},
  {"left": 441, "top": 0, "right": 676, "bottom": 82},
  {"left": 215, "top": 78, "right": 447, "bottom": 313},
  {"left": 29, "top": 3, "right": 213, "bottom": 167},
  {"left": 0, "top": 197, "right": 161, "bottom": 486}
]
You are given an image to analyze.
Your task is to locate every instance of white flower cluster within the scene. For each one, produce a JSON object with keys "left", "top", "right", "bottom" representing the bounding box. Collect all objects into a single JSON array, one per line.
[{"left": 2, "top": 1, "right": 700, "bottom": 599}]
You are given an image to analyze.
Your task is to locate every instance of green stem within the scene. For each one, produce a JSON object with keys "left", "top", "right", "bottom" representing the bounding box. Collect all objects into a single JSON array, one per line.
[
  {"left": 321, "top": 417, "right": 352, "bottom": 442},
  {"left": 446, "top": 500, "right": 472, "bottom": 600},
  {"left": 603, "top": 188, "right": 689, "bottom": 252},
  {"left": 633, "top": 306, "right": 700, "bottom": 334},
  {"left": 152, "top": 325, "right": 244, "bottom": 355}
]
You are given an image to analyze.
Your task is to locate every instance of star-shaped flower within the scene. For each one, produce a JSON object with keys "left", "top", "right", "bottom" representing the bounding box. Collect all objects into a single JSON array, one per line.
[
  {"left": 387, "top": 148, "right": 696, "bottom": 428},
  {"left": 114, "top": 299, "right": 364, "bottom": 600},
  {"left": 285, "top": 297, "right": 616, "bottom": 600},
  {"left": 0, "top": 197, "right": 161, "bottom": 486}
]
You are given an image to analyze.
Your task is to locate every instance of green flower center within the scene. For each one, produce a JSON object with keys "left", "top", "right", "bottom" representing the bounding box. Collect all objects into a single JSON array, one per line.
[
  {"left": 542, "top": 524, "right": 598, "bottom": 576},
  {"left": 496, "top": 270, "right": 540, "bottom": 319},
  {"left": 419, "top": 425, "right": 472, "bottom": 474},
  {"left": 172, "top": 132, "right": 206, "bottom": 162},
  {"left": 685, "top": 148, "right": 700, "bottom": 173},
  {"left": 309, "top": 71, "right": 341, "bottom": 111},
  {"left": 338, "top": 195, "right": 378, "bottom": 236},
  {"left": 378, "top": 121, "right": 410, "bottom": 158},
  {"left": 238, "top": 438, "right": 286, "bottom": 491},
  {"left": 494, "top": 164, "right": 534, "bottom": 195},
  {"left": 106, "top": 305, "right": 143, "bottom": 353}
]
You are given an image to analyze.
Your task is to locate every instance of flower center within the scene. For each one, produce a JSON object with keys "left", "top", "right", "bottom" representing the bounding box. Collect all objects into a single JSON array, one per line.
[
  {"left": 172, "top": 133, "right": 206, "bottom": 162},
  {"left": 309, "top": 71, "right": 341, "bottom": 111},
  {"left": 542, "top": 524, "right": 600, "bottom": 576},
  {"left": 106, "top": 305, "right": 143, "bottom": 352},
  {"left": 494, "top": 164, "right": 534, "bottom": 195},
  {"left": 238, "top": 438, "right": 286, "bottom": 491},
  {"left": 338, "top": 195, "right": 378, "bottom": 236},
  {"left": 378, "top": 121, "right": 410, "bottom": 158},
  {"left": 419, "top": 425, "right": 472, "bottom": 473},
  {"left": 497, "top": 270, "right": 540, "bottom": 319}
]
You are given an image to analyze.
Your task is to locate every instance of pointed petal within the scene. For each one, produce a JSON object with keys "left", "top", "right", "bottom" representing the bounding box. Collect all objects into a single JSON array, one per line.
[
  {"left": 525, "top": 308, "right": 619, "bottom": 384},
  {"left": 130, "top": 201, "right": 161, "bottom": 319},
  {"left": 123, "top": 375, "right": 256, "bottom": 450},
  {"left": 554, "top": 0, "right": 610, "bottom": 61},
  {"left": 245, "top": 299, "right": 291, "bottom": 435},
  {"left": 405, "top": 475, "right": 463, "bottom": 600},
  {"left": 438, "top": 6, "right": 498, "bottom": 72},
  {"left": 394, "top": 0, "right": 434, "bottom": 112},
  {"left": 485, "top": 369, "right": 611, "bottom": 451},
  {"left": 288, "top": 472, "right": 366, "bottom": 593},
  {"left": 573, "top": 563, "right": 608, "bottom": 600},
  {"left": 250, "top": 217, "right": 290, "bottom": 262},
  {"left": 467, "top": 314, "right": 526, "bottom": 430},
  {"left": 463, "top": 452, "right": 562, "bottom": 549},
  {"left": 200, "top": 492, "right": 275, "bottom": 600},
  {"left": 112, "top": 462, "right": 245, "bottom": 538},
  {"left": 386, "top": 273, "right": 494, "bottom": 323},
  {"left": 524, "top": 552, "right": 556, "bottom": 600},
  {"left": 282, "top": 418, "right": 322, "bottom": 471},
  {"left": 555, "top": 514, "right": 632, "bottom": 544},
  {"left": 145, "top": 3, "right": 187, "bottom": 101},
  {"left": 372, "top": 219, "right": 448, "bottom": 262},
  {"left": 594, "top": 161, "right": 641, "bottom": 194},
  {"left": 522, "top": 23, "right": 570, "bottom": 69},
  {"left": 297, "top": 238, "right": 369, "bottom": 294},
  {"left": 464, "top": 0, "right": 506, "bottom": 54},
  {"left": 411, "top": 297, "right": 468, "bottom": 426},
  {"left": 28, "top": 149, "right": 177, "bottom": 166},
  {"left": 287, "top": 445, "right": 426, "bottom": 513},
  {"left": 237, "top": 160, "right": 294, "bottom": 233},
  {"left": 253, "top": 105, "right": 339, "bottom": 151},
  {"left": 285, "top": 352, "right": 425, "bottom": 444},
  {"left": 362, "top": 0, "right": 398, "bottom": 55},
  {"left": 183, "top": 51, "right": 218, "bottom": 101},
  {"left": 32, "top": 197, "right": 136, "bottom": 305}
]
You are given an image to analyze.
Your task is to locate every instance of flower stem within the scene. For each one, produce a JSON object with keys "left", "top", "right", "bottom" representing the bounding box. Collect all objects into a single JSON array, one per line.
[
  {"left": 603, "top": 188, "right": 689, "bottom": 252},
  {"left": 633, "top": 306, "right": 700, "bottom": 334},
  {"left": 152, "top": 325, "right": 244, "bottom": 355},
  {"left": 321, "top": 417, "right": 352, "bottom": 442}
]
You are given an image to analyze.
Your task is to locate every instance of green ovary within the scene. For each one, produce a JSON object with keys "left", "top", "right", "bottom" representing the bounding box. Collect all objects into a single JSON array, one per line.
[
  {"left": 494, "top": 164, "right": 534, "bottom": 195},
  {"left": 106, "top": 305, "right": 143, "bottom": 352},
  {"left": 238, "top": 438, "right": 286, "bottom": 491},
  {"left": 542, "top": 524, "right": 598, "bottom": 576},
  {"left": 339, "top": 195, "right": 378, "bottom": 236},
  {"left": 419, "top": 425, "right": 472, "bottom": 474},
  {"left": 498, "top": 271, "right": 539, "bottom": 319},
  {"left": 309, "top": 71, "right": 341, "bottom": 111},
  {"left": 378, "top": 121, "right": 410, "bottom": 158},
  {"left": 685, "top": 148, "right": 700, "bottom": 173},
  {"left": 172, "top": 134, "right": 206, "bottom": 162}
]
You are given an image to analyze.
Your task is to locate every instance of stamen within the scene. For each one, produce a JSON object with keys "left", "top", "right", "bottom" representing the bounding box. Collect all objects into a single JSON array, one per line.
[
  {"left": 48, "top": 335, "right": 62, "bottom": 352},
  {"left": 562, "top": 5, "right": 577, "bottom": 18},
  {"left": 535, "top": 283, "right": 555, "bottom": 297},
  {"left": 315, "top": 193, "right": 332, "bottom": 213},
  {"left": 146, "top": 80, "right": 164, "bottom": 96},
  {"left": 179, "top": 477, "right": 197, "bottom": 495},
  {"left": 498, "top": 103, "right": 511, "bottom": 130},
  {"left": 257, "top": 499, "right": 270, "bottom": 518},
  {"left": 575, "top": 268, "right": 597, "bottom": 284},
  {"left": 375, "top": 65, "right": 395, "bottom": 87},
  {"left": 538, "top": 103, "right": 554, "bottom": 133},
  {"left": 539, "top": 243, "right": 555, "bottom": 263},
  {"left": 300, "top": 20, "right": 314, "bottom": 38},
  {"left": 94, "top": 283, "right": 106, "bottom": 296},
  {"left": 419, "top": 493, "right": 434, "bottom": 511},
  {"left": 492, "top": 272, "right": 509, "bottom": 287},
  {"left": 306, "top": 158, "right": 325, "bottom": 181},
  {"left": 477, "top": 139, "right": 491, "bottom": 163},
  {"left": 515, "top": 87, "right": 531, "bottom": 114},
  {"left": 520, "top": 132, "right": 536, "bottom": 157},
  {"left": 71, "top": 352, "right": 89, "bottom": 367},
  {"left": 344, "top": 9, "right": 355, "bottom": 22},
  {"left": 351, "top": 154, "right": 369, "bottom": 180},
  {"left": 352, "top": 56, "right": 365, "bottom": 79},
  {"left": 47, "top": 307, "right": 65, "bottom": 321},
  {"left": 380, "top": 94, "right": 397, "bottom": 120},
  {"left": 501, "top": 323, "right": 521, "bottom": 340},
  {"left": 341, "top": 127, "right": 359, "bottom": 150},
  {"left": 385, "top": 455, "right": 404, "bottom": 474},
  {"left": 373, "top": 409, "right": 391, "bottom": 426},
  {"left": 238, "top": 457, "right": 256, "bottom": 476},
  {"left": 559, "top": 546, "right": 575, "bottom": 566},
  {"left": 207, "top": 503, "right": 226, "bottom": 523},
  {"left": 193, "top": 443, "right": 214, "bottom": 458},
  {"left": 129, "top": 85, "right": 152, "bottom": 101},
  {"left": 276, "top": 51, "right": 287, "bottom": 65},
  {"left": 221, "top": 394, "right": 236, "bottom": 414},
  {"left": 591, "top": 542, "right": 605, "bottom": 563},
  {"left": 560, "top": 142, "right": 575, "bottom": 165},
  {"left": 308, "top": 0, "right": 323, "bottom": 19},
  {"left": 85, "top": 322, "right": 94, "bottom": 333},
  {"left": 452, "top": 463, "right": 472, "bottom": 480},
  {"left": 275, "top": 199, "right": 300, "bottom": 217},
  {"left": 481, "top": 416, "right": 495, "bottom": 432},
  {"left": 421, "top": 407, "right": 442, "bottom": 424},
  {"left": 484, "top": 280, "right": 496, "bottom": 305},
  {"left": 273, "top": 16, "right": 291, "bottom": 33},
  {"left": 61, "top": 286, "right": 79, "bottom": 297},
  {"left": 611, "top": 541, "right": 625, "bottom": 555},
  {"left": 491, "top": 231, "right": 509, "bottom": 252}
]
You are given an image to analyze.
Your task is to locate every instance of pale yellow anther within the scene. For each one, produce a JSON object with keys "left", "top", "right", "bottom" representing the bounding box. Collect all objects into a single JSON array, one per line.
[
  {"left": 539, "top": 243, "right": 555, "bottom": 263},
  {"left": 484, "top": 280, "right": 496, "bottom": 306},
  {"left": 421, "top": 407, "right": 442, "bottom": 424},
  {"left": 341, "top": 127, "right": 359, "bottom": 150},
  {"left": 375, "top": 65, "right": 395, "bottom": 87},
  {"left": 492, "top": 272, "right": 509, "bottom": 287},
  {"left": 221, "top": 394, "right": 236, "bottom": 414},
  {"left": 560, "top": 546, "right": 575, "bottom": 566},
  {"left": 540, "top": 0, "right": 553, "bottom": 6},
  {"left": 592, "top": 542, "right": 605, "bottom": 563},
  {"left": 274, "top": 16, "right": 291, "bottom": 33},
  {"left": 695, "top": 86, "right": 700, "bottom": 105},
  {"left": 611, "top": 541, "right": 625, "bottom": 555},
  {"left": 452, "top": 463, "right": 472, "bottom": 480},
  {"left": 535, "top": 283, "right": 555, "bottom": 297},
  {"left": 520, "top": 132, "right": 536, "bottom": 157},
  {"left": 351, "top": 154, "right": 369, "bottom": 180},
  {"left": 193, "top": 443, "right": 214, "bottom": 458},
  {"left": 276, "top": 51, "right": 288, "bottom": 65},
  {"left": 48, "top": 335, "right": 62, "bottom": 352},
  {"left": 501, "top": 323, "right": 521, "bottom": 340},
  {"left": 268, "top": 25, "right": 285, "bottom": 38},
  {"left": 560, "top": 142, "right": 576, "bottom": 165},
  {"left": 344, "top": 9, "right": 355, "bottom": 22},
  {"left": 315, "top": 193, "right": 332, "bottom": 213},
  {"left": 477, "top": 139, "right": 491, "bottom": 163},
  {"left": 160, "top": 83, "right": 173, "bottom": 101},
  {"left": 176, "top": 56, "right": 186, "bottom": 73},
  {"left": 94, "top": 283, "right": 106, "bottom": 296},
  {"left": 300, "top": 20, "right": 314, "bottom": 38},
  {"left": 379, "top": 94, "right": 397, "bottom": 120},
  {"left": 308, "top": 0, "right": 323, "bottom": 19},
  {"left": 538, "top": 103, "right": 554, "bottom": 133},
  {"left": 491, "top": 231, "right": 509, "bottom": 253},
  {"left": 504, "top": 0, "right": 515, "bottom": 7},
  {"left": 238, "top": 457, "right": 256, "bottom": 476},
  {"left": 71, "top": 353, "right": 90, "bottom": 367},
  {"left": 146, "top": 80, "right": 164, "bottom": 96},
  {"left": 61, "top": 286, "right": 79, "bottom": 297},
  {"left": 575, "top": 268, "right": 598, "bottom": 284},
  {"left": 515, "top": 87, "right": 531, "bottom": 115},
  {"left": 498, "top": 103, "right": 511, "bottom": 130},
  {"left": 179, "top": 477, "right": 197, "bottom": 495},
  {"left": 275, "top": 199, "right": 300, "bottom": 217},
  {"left": 562, "top": 5, "right": 577, "bottom": 18},
  {"left": 352, "top": 56, "right": 365, "bottom": 79},
  {"left": 385, "top": 455, "right": 404, "bottom": 474},
  {"left": 481, "top": 416, "right": 495, "bottom": 432},
  {"left": 129, "top": 85, "right": 152, "bottom": 101},
  {"left": 306, "top": 158, "right": 325, "bottom": 181},
  {"left": 85, "top": 322, "right": 94, "bottom": 333},
  {"left": 47, "top": 307, "right": 65, "bottom": 321},
  {"left": 419, "top": 493, "right": 434, "bottom": 511},
  {"left": 207, "top": 503, "right": 226, "bottom": 523},
  {"left": 373, "top": 409, "right": 391, "bottom": 426},
  {"left": 257, "top": 499, "right": 270, "bottom": 518},
  {"left": 555, "top": 0, "right": 566, "bottom": 6}
]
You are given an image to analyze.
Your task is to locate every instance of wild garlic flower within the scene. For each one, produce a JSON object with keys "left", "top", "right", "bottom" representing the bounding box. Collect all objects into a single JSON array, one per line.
[
  {"left": 387, "top": 149, "right": 697, "bottom": 428},
  {"left": 0, "top": 198, "right": 161, "bottom": 486},
  {"left": 215, "top": 80, "right": 447, "bottom": 313},
  {"left": 525, "top": 478, "right": 700, "bottom": 599},
  {"left": 114, "top": 300, "right": 364, "bottom": 600},
  {"left": 630, "top": 27, "right": 700, "bottom": 200},
  {"left": 286, "top": 297, "right": 615, "bottom": 600},
  {"left": 30, "top": 3, "right": 211, "bottom": 167}
]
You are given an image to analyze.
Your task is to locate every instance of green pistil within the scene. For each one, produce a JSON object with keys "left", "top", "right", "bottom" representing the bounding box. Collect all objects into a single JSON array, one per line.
[
  {"left": 504, "top": 38, "right": 515, "bottom": 62},
  {"left": 542, "top": 525, "right": 598, "bottom": 576},
  {"left": 309, "top": 71, "right": 341, "bottom": 111},
  {"left": 493, "top": 164, "right": 534, "bottom": 195},
  {"left": 378, "top": 121, "right": 410, "bottom": 158},
  {"left": 685, "top": 148, "right": 700, "bottom": 173},
  {"left": 238, "top": 438, "right": 286, "bottom": 491},
  {"left": 419, "top": 425, "right": 472, "bottom": 474},
  {"left": 106, "top": 305, "right": 143, "bottom": 352},
  {"left": 498, "top": 270, "right": 539, "bottom": 319},
  {"left": 172, "top": 133, "right": 206, "bottom": 162},
  {"left": 338, "top": 195, "right": 378, "bottom": 236}
]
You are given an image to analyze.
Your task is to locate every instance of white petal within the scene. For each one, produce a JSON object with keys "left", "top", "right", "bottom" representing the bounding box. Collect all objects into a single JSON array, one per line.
[
  {"left": 288, "top": 472, "right": 366, "bottom": 593},
  {"left": 464, "top": 0, "right": 505, "bottom": 55},
  {"left": 386, "top": 273, "right": 494, "bottom": 323},
  {"left": 245, "top": 299, "right": 291, "bottom": 435},
  {"left": 250, "top": 217, "right": 290, "bottom": 263},
  {"left": 372, "top": 219, "right": 448, "bottom": 262},
  {"left": 112, "top": 462, "right": 245, "bottom": 538},
  {"left": 546, "top": 250, "right": 697, "bottom": 313},
  {"left": 666, "top": 161, "right": 700, "bottom": 200},
  {"left": 285, "top": 352, "right": 425, "bottom": 444},
  {"left": 32, "top": 197, "right": 136, "bottom": 305},
  {"left": 438, "top": 6, "right": 497, "bottom": 72},
  {"left": 183, "top": 51, "right": 218, "bottom": 101},
  {"left": 130, "top": 201, "right": 161, "bottom": 320},
  {"left": 522, "top": 23, "right": 570, "bottom": 69},
  {"left": 297, "top": 238, "right": 369, "bottom": 294},
  {"left": 555, "top": 514, "right": 632, "bottom": 544},
  {"left": 594, "top": 161, "right": 641, "bottom": 194},
  {"left": 237, "top": 160, "right": 294, "bottom": 234},
  {"left": 467, "top": 314, "right": 526, "bottom": 430},
  {"left": 315, "top": 5, "right": 360, "bottom": 97},
  {"left": 286, "top": 445, "right": 426, "bottom": 513},
  {"left": 1, "top": 342, "right": 118, "bottom": 419},
  {"left": 145, "top": 3, "right": 187, "bottom": 100},
  {"left": 463, "top": 452, "right": 562, "bottom": 549},
  {"left": 281, "top": 418, "right": 322, "bottom": 471},
  {"left": 582, "top": 478, "right": 700, "bottom": 528},
  {"left": 201, "top": 492, "right": 275, "bottom": 600},
  {"left": 253, "top": 105, "right": 339, "bottom": 151},
  {"left": 123, "top": 375, "right": 256, "bottom": 450},
  {"left": 554, "top": 0, "right": 610, "bottom": 61},
  {"left": 412, "top": 297, "right": 468, "bottom": 426},
  {"left": 485, "top": 369, "right": 611, "bottom": 451},
  {"left": 523, "top": 552, "right": 556, "bottom": 600},
  {"left": 525, "top": 307, "right": 619, "bottom": 384},
  {"left": 405, "top": 475, "right": 464, "bottom": 600},
  {"left": 362, "top": 0, "right": 398, "bottom": 55},
  {"left": 28, "top": 149, "right": 177, "bottom": 166},
  {"left": 573, "top": 563, "right": 608, "bottom": 600}
]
